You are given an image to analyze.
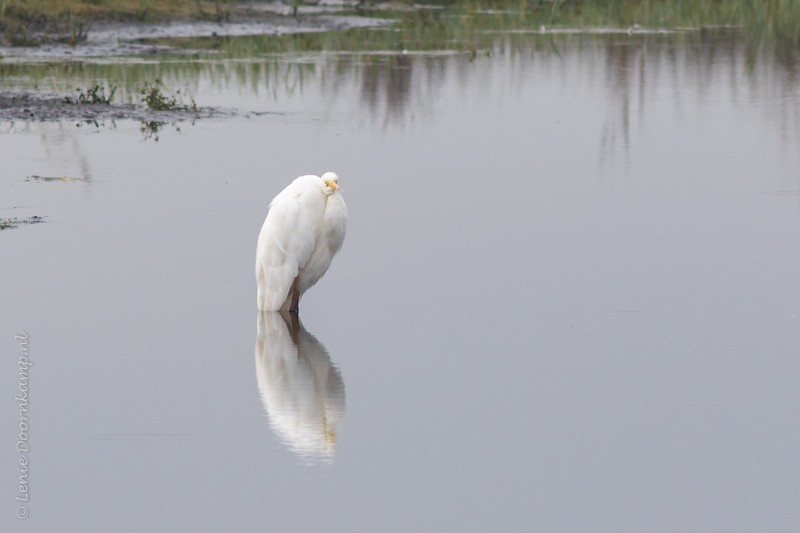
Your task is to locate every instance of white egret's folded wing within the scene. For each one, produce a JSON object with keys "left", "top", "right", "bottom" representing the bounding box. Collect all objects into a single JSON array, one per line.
[{"left": 256, "top": 176, "right": 325, "bottom": 311}]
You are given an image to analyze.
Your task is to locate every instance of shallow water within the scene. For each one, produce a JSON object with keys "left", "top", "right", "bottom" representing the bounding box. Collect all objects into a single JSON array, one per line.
[{"left": 2, "top": 28, "right": 800, "bottom": 532}]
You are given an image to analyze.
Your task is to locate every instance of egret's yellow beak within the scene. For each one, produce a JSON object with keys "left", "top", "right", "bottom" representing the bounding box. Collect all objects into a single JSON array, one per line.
[{"left": 325, "top": 180, "right": 338, "bottom": 190}]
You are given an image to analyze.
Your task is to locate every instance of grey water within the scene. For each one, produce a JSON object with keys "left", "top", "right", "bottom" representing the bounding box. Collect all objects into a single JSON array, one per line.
[{"left": 2, "top": 31, "right": 799, "bottom": 532}]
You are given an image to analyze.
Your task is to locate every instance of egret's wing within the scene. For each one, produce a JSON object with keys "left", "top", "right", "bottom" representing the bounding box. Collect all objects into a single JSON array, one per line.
[
  {"left": 296, "top": 191, "right": 348, "bottom": 295},
  {"left": 256, "top": 178, "right": 324, "bottom": 311}
]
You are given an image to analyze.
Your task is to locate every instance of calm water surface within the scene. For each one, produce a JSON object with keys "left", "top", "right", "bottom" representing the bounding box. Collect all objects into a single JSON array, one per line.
[{"left": 1, "top": 30, "right": 799, "bottom": 532}]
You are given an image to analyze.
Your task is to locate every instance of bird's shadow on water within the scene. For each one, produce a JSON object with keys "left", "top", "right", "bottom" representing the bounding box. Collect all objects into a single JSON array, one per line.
[{"left": 255, "top": 311, "right": 346, "bottom": 463}]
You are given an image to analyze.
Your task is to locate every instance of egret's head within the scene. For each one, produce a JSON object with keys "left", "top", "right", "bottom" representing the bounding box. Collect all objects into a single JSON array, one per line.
[{"left": 322, "top": 171, "right": 339, "bottom": 193}]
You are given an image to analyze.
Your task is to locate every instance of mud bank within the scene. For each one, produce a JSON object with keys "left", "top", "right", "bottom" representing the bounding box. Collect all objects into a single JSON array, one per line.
[{"left": 0, "top": 91, "right": 232, "bottom": 123}]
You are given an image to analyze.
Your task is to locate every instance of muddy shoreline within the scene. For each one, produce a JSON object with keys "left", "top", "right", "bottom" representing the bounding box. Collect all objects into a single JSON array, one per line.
[
  {"left": 0, "top": 91, "right": 234, "bottom": 122},
  {"left": 0, "top": 3, "right": 392, "bottom": 124}
]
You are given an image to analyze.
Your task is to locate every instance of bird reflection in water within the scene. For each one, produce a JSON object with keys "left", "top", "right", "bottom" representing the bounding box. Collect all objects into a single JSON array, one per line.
[{"left": 255, "top": 311, "right": 345, "bottom": 462}]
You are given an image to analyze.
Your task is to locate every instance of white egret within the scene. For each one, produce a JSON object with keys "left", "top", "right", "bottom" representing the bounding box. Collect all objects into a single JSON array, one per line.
[{"left": 256, "top": 172, "right": 347, "bottom": 312}]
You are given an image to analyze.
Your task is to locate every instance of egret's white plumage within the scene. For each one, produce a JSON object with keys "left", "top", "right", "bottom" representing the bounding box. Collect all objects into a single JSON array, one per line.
[{"left": 256, "top": 172, "right": 347, "bottom": 311}]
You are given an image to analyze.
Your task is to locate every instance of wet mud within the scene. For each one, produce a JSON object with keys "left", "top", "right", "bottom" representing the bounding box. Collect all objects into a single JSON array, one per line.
[{"left": 0, "top": 91, "right": 232, "bottom": 123}]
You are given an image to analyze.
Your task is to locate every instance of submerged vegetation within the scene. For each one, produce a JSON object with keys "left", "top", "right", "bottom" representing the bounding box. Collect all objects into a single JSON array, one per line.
[
  {"left": 65, "top": 84, "right": 117, "bottom": 104},
  {"left": 0, "top": 2, "right": 796, "bottom": 128},
  {"left": 0, "top": 0, "right": 238, "bottom": 46},
  {"left": 0, "top": 1, "right": 797, "bottom": 135},
  {"left": 0, "top": 0, "right": 233, "bottom": 23},
  {"left": 1, "top": 1, "right": 799, "bottom": 49},
  {"left": 536, "top": 0, "right": 800, "bottom": 52},
  {"left": 139, "top": 80, "right": 197, "bottom": 112},
  {"left": 528, "top": 0, "right": 800, "bottom": 37},
  {"left": 129, "top": 0, "right": 800, "bottom": 65}
]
